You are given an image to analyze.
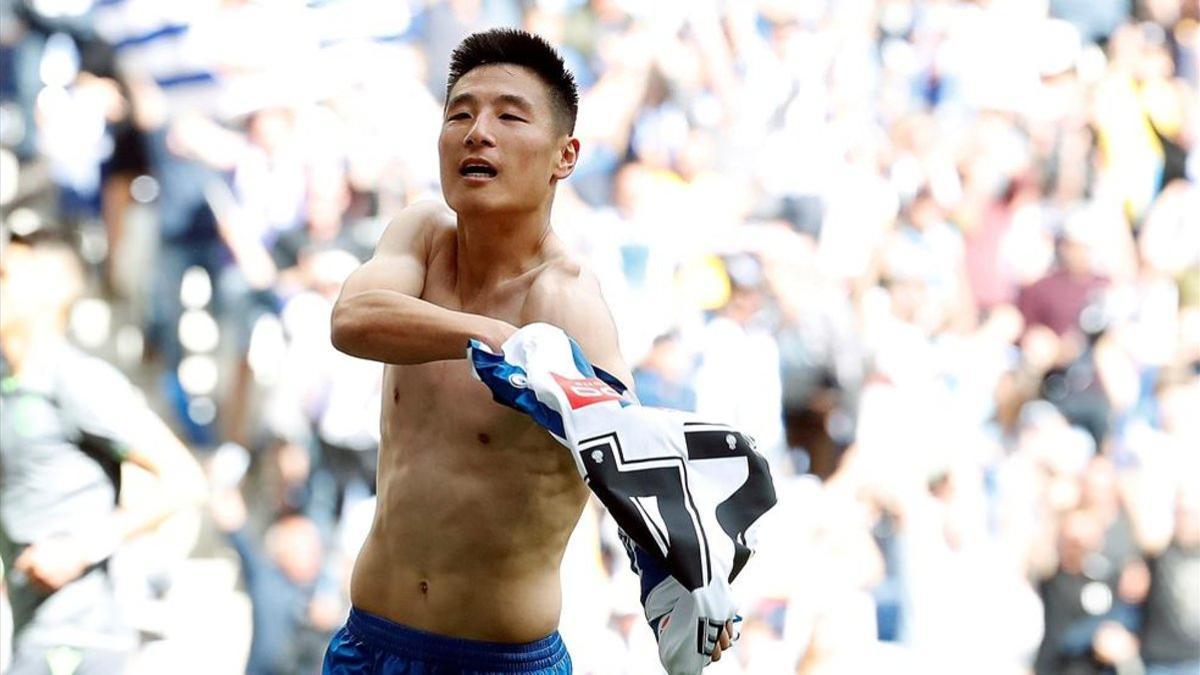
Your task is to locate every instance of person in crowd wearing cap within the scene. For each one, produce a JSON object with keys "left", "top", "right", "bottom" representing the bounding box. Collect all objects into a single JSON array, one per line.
[
  {"left": 324, "top": 28, "right": 738, "bottom": 673},
  {"left": 0, "top": 232, "right": 207, "bottom": 674}
]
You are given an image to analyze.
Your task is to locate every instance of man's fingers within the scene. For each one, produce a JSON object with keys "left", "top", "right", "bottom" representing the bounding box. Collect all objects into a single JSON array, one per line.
[{"left": 708, "top": 620, "right": 735, "bottom": 662}]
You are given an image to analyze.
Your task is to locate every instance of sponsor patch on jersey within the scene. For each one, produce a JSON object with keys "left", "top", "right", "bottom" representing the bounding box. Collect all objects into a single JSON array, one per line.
[{"left": 552, "top": 373, "right": 624, "bottom": 409}]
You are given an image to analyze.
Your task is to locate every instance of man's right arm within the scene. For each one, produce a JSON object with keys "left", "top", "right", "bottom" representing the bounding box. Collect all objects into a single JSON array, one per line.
[{"left": 330, "top": 201, "right": 514, "bottom": 364}]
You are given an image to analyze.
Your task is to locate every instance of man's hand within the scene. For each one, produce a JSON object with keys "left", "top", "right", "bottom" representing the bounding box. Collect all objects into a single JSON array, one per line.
[
  {"left": 482, "top": 318, "right": 518, "bottom": 353},
  {"left": 710, "top": 620, "right": 737, "bottom": 663},
  {"left": 13, "top": 538, "right": 91, "bottom": 593}
]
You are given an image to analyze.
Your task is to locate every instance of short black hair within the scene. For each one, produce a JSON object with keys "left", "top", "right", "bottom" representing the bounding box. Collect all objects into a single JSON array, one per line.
[{"left": 447, "top": 28, "right": 579, "bottom": 135}]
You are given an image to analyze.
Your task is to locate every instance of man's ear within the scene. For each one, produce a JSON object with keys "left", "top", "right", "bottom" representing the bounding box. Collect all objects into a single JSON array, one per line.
[{"left": 553, "top": 137, "right": 580, "bottom": 182}]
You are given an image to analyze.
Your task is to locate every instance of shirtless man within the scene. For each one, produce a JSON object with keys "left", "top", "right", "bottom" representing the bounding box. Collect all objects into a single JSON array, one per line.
[{"left": 322, "top": 30, "right": 733, "bottom": 673}]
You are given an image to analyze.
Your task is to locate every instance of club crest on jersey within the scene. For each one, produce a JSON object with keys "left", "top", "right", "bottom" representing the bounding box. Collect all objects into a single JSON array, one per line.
[{"left": 551, "top": 373, "right": 623, "bottom": 409}]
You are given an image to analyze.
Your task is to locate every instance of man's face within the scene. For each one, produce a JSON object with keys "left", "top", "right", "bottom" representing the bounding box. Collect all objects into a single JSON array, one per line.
[{"left": 438, "top": 64, "right": 576, "bottom": 216}]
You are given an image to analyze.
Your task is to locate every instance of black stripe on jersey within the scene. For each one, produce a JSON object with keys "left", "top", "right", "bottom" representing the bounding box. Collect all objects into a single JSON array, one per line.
[{"left": 578, "top": 431, "right": 712, "bottom": 591}]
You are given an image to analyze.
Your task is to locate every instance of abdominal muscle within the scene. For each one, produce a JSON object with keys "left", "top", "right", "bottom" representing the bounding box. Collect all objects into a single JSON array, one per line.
[{"left": 349, "top": 361, "right": 590, "bottom": 643}]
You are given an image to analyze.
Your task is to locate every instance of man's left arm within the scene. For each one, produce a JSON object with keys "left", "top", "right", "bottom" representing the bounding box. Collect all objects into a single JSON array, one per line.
[{"left": 521, "top": 264, "right": 740, "bottom": 666}]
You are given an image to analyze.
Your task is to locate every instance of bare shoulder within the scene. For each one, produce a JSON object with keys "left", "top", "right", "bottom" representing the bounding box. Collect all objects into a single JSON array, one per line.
[
  {"left": 524, "top": 257, "right": 633, "bottom": 388},
  {"left": 338, "top": 200, "right": 457, "bottom": 303},
  {"left": 524, "top": 255, "right": 596, "bottom": 320},
  {"left": 377, "top": 200, "right": 456, "bottom": 255},
  {"left": 423, "top": 201, "right": 458, "bottom": 253}
]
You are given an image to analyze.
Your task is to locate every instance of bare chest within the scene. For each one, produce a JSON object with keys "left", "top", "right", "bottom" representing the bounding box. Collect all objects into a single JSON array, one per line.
[
  {"left": 380, "top": 257, "right": 560, "bottom": 466},
  {"left": 383, "top": 359, "right": 534, "bottom": 446},
  {"left": 379, "top": 359, "right": 584, "bottom": 507}
]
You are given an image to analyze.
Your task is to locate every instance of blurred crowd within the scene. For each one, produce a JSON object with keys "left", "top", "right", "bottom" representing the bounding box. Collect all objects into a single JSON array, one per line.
[{"left": 1, "top": 0, "right": 1198, "bottom": 673}]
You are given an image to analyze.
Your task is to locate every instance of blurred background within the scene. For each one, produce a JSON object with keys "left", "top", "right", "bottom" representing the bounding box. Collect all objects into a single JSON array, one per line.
[{"left": 0, "top": 0, "right": 1198, "bottom": 673}]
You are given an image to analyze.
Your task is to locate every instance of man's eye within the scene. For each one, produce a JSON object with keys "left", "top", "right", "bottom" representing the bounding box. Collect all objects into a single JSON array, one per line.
[
  {"left": 448, "top": 112, "right": 470, "bottom": 121},
  {"left": 500, "top": 114, "right": 526, "bottom": 122}
]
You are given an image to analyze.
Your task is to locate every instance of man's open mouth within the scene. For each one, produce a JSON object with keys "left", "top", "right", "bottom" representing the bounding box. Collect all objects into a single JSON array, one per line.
[{"left": 459, "top": 160, "right": 498, "bottom": 178}]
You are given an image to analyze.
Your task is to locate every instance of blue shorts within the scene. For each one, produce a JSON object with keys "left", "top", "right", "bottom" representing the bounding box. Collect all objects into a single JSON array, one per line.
[{"left": 323, "top": 607, "right": 572, "bottom": 674}]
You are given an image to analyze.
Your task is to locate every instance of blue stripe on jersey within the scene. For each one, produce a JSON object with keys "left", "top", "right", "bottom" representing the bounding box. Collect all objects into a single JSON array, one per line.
[
  {"left": 567, "top": 335, "right": 632, "bottom": 407},
  {"left": 593, "top": 366, "right": 631, "bottom": 399},
  {"left": 113, "top": 24, "right": 189, "bottom": 51},
  {"left": 154, "top": 71, "right": 218, "bottom": 89},
  {"left": 469, "top": 341, "right": 566, "bottom": 439},
  {"left": 567, "top": 336, "right": 596, "bottom": 378}
]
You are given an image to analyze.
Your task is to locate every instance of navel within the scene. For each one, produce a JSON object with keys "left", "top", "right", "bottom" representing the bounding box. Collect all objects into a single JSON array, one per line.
[
  {"left": 418, "top": 580, "right": 430, "bottom": 595},
  {"left": 392, "top": 387, "right": 400, "bottom": 405},
  {"left": 477, "top": 433, "right": 490, "bottom": 445}
]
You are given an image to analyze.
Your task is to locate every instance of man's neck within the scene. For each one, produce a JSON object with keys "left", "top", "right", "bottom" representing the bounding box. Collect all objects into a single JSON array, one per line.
[{"left": 454, "top": 205, "right": 557, "bottom": 300}]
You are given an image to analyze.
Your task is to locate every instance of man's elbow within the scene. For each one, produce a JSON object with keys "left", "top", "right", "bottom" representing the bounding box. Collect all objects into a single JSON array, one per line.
[{"left": 330, "top": 299, "right": 367, "bottom": 355}]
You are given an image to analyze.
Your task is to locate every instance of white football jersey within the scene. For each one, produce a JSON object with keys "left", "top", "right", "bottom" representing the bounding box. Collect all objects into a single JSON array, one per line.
[{"left": 469, "top": 323, "right": 778, "bottom": 674}]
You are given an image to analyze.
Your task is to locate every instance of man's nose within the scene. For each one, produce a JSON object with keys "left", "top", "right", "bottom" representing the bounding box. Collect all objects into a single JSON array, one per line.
[{"left": 464, "top": 117, "right": 496, "bottom": 148}]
